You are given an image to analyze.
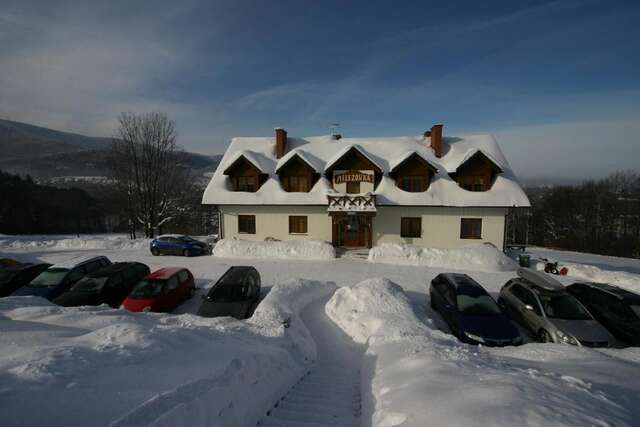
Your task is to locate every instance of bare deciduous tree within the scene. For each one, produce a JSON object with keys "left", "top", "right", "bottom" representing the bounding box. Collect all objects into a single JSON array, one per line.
[{"left": 107, "top": 112, "right": 191, "bottom": 238}]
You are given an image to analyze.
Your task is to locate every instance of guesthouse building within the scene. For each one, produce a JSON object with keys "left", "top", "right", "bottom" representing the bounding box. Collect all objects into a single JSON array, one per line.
[{"left": 202, "top": 125, "right": 530, "bottom": 249}]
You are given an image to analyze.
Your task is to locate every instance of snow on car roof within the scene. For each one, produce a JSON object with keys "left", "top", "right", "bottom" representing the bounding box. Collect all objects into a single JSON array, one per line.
[
  {"left": 517, "top": 268, "right": 564, "bottom": 291},
  {"left": 202, "top": 133, "right": 530, "bottom": 207}
]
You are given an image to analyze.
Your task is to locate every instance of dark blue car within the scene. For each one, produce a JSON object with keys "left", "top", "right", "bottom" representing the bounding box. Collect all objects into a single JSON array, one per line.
[
  {"left": 150, "top": 235, "right": 212, "bottom": 257},
  {"left": 12, "top": 256, "right": 112, "bottom": 301},
  {"left": 430, "top": 273, "right": 522, "bottom": 346}
]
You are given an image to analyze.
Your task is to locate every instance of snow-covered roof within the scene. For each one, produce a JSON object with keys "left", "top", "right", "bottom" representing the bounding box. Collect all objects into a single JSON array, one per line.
[
  {"left": 389, "top": 150, "right": 439, "bottom": 173},
  {"left": 202, "top": 133, "right": 530, "bottom": 207},
  {"left": 275, "top": 149, "right": 323, "bottom": 173},
  {"left": 323, "top": 144, "right": 383, "bottom": 173}
]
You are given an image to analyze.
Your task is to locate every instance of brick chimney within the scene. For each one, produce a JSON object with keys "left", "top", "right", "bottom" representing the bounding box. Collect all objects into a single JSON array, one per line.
[
  {"left": 275, "top": 127, "right": 287, "bottom": 159},
  {"left": 430, "top": 124, "right": 443, "bottom": 158}
]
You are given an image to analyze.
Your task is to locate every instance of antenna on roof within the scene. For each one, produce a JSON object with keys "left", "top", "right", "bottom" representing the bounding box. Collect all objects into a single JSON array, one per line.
[{"left": 330, "top": 123, "right": 342, "bottom": 140}]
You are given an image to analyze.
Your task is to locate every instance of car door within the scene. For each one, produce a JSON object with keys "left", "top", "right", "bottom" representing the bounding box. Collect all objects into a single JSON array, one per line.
[
  {"left": 437, "top": 282, "right": 459, "bottom": 333},
  {"left": 522, "top": 290, "right": 545, "bottom": 333},
  {"left": 164, "top": 275, "right": 181, "bottom": 310},
  {"left": 177, "top": 270, "right": 190, "bottom": 301},
  {"left": 597, "top": 292, "right": 634, "bottom": 340},
  {"left": 104, "top": 273, "right": 124, "bottom": 306},
  {"left": 59, "top": 267, "right": 86, "bottom": 297},
  {"left": 121, "top": 266, "right": 139, "bottom": 298},
  {"left": 431, "top": 277, "right": 447, "bottom": 311},
  {"left": 508, "top": 284, "right": 536, "bottom": 331}
]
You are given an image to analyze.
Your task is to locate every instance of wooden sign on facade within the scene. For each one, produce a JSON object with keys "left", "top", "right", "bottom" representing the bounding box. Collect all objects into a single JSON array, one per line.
[{"left": 334, "top": 170, "right": 374, "bottom": 184}]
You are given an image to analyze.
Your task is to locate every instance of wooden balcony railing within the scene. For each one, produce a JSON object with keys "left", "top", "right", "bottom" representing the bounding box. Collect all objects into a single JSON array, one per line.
[{"left": 327, "top": 193, "right": 376, "bottom": 213}]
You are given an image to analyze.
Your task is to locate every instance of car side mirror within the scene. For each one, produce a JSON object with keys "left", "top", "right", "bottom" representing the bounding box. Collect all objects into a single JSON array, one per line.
[{"left": 524, "top": 304, "right": 534, "bottom": 311}]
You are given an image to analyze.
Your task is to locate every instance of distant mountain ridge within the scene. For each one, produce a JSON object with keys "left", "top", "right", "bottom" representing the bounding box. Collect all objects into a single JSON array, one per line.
[
  {"left": 0, "top": 118, "right": 112, "bottom": 160},
  {"left": 0, "top": 118, "right": 222, "bottom": 182}
]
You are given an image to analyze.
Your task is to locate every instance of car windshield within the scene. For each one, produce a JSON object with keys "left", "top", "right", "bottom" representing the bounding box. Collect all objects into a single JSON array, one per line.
[
  {"left": 629, "top": 305, "right": 640, "bottom": 319},
  {"left": 209, "top": 285, "right": 245, "bottom": 302},
  {"left": 29, "top": 268, "right": 69, "bottom": 287},
  {"left": 130, "top": 280, "right": 165, "bottom": 298},
  {"left": 538, "top": 293, "right": 592, "bottom": 320},
  {"left": 217, "top": 268, "right": 248, "bottom": 286},
  {"left": 71, "top": 277, "right": 108, "bottom": 292},
  {"left": 456, "top": 287, "right": 502, "bottom": 316}
]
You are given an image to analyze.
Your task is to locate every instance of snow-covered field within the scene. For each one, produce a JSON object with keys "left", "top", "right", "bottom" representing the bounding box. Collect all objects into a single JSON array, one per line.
[{"left": 2, "top": 235, "right": 640, "bottom": 426}]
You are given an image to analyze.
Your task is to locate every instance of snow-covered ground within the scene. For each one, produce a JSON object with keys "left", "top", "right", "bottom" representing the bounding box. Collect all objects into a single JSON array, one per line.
[{"left": 1, "top": 235, "right": 640, "bottom": 426}]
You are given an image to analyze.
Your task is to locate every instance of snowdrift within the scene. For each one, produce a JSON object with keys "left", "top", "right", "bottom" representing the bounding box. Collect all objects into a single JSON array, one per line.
[
  {"left": 560, "top": 263, "right": 640, "bottom": 294},
  {"left": 0, "top": 234, "right": 149, "bottom": 251},
  {"left": 327, "top": 278, "right": 640, "bottom": 427},
  {"left": 214, "top": 239, "right": 335, "bottom": 260},
  {"left": 1, "top": 279, "right": 336, "bottom": 427},
  {"left": 368, "top": 243, "right": 516, "bottom": 272}
]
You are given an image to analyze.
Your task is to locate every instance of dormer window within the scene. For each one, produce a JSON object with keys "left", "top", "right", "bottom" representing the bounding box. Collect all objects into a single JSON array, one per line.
[
  {"left": 450, "top": 151, "right": 502, "bottom": 192},
  {"left": 390, "top": 152, "right": 438, "bottom": 193},
  {"left": 223, "top": 154, "right": 267, "bottom": 193},
  {"left": 276, "top": 152, "right": 319, "bottom": 193},
  {"left": 281, "top": 175, "right": 309, "bottom": 192},
  {"left": 235, "top": 176, "right": 257, "bottom": 192}
]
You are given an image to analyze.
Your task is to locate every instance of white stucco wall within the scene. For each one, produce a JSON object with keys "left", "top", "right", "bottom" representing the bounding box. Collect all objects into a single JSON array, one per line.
[
  {"left": 219, "top": 205, "right": 332, "bottom": 242},
  {"left": 373, "top": 206, "right": 507, "bottom": 249},
  {"left": 219, "top": 205, "right": 507, "bottom": 250}
]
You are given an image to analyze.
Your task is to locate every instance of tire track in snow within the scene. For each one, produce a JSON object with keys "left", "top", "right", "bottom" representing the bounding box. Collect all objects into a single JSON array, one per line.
[{"left": 261, "top": 297, "right": 363, "bottom": 427}]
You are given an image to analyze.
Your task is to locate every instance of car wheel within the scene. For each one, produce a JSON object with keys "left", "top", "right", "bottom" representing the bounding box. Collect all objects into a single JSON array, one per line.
[
  {"left": 151, "top": 248, "right": 160, "bottom": 256},
  {"left": 190, "top": 286, "right": 195, "bottom": 298},
  {"left": 430, "top": 293, "right": 437, "bottom": 311},
  {"left": 539, "top": 329, "right": 553, "bottom": 343},
  {"left": 183, "top": 249, "right": 190, "bottom": 257}
]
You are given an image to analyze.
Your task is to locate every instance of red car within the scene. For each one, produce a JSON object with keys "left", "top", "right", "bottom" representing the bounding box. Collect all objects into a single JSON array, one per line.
[{"left": 122, "top": 267, "right": 195, "bottom": 312}]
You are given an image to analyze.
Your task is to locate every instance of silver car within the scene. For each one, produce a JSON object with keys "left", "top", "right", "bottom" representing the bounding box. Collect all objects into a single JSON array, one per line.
[{"left": 498, "top": 268, "right": 613, "bottom": 347}]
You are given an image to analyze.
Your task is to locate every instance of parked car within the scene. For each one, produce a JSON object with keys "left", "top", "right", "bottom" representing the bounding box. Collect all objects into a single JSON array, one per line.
[
  {"left": 198, "top": 266, "right": 261, "bottom": 319},
  {"left": 12, "top": 256, "right": 112, "bottom": 301},
  {"left": 122, "top": 267, "right": 195, "bottom": 312},
  {"left": 429, "top": 273, "right": 521, "bottom": 346},
  {"left": 0, "top": 263, "right": 52, "bottom": 297},
  {"left": 498, "top": 268, "right": 613, "bottom": 347},
  {"left": 567, "top": 282, "right": 640, "bottom": 346},
  {"left": 53, "top": 262, "right": 150, "bottom": 308},
  {"left": 150, "top": 235, "right": 212, "bottom": 257}
]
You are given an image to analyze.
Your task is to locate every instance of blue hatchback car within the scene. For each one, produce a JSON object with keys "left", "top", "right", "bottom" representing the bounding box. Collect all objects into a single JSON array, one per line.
[
  {"left": 430, "top": 273, "right": 522, "bottom": 346},
  {"left": 150, "top": 235, "right": 212, "bottom": 257}
]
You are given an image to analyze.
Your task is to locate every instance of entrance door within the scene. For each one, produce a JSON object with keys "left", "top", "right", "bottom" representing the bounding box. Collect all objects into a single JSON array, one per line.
[
  {"left": 331, "top": 215, "right": 373, "bottom": 248},
  {"left": 343, "top": 215, "right": 363, "bottom": 247}
]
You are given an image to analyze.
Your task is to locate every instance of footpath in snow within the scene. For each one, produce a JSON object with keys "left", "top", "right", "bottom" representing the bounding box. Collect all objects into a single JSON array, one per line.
[{"left": 261, "top": 297, "right": 363, "bottom": 427}]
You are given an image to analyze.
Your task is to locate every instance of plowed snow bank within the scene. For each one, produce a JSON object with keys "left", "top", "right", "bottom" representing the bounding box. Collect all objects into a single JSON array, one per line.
[
  {"left": 0, "top": 234, "right": 149, "bottom": 251},
  {"left": 214, "top": 239, "right": 335, "bottom": 260},
  {"left": 327, "top": 277, "right": 640, "bottom": 427},
  {"left": 562, "top": 263, "right": 640, "bottom": 293},
  {"left": 368, "top": 243, "right": 516, "bottom": 272},
  {"left": 1, "top": 279, "right": 336, "bottom": 427}
]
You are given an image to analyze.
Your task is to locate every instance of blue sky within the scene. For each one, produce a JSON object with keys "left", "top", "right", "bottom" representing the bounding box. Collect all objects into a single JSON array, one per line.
[{"left": 1, "top": 0, "right": 639, "bottom": 181}]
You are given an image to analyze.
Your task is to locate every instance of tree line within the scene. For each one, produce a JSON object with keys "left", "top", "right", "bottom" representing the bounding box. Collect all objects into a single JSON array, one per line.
[
  {"left": 0, "top": 171, "right": 106, "bottom": 234},
  {"left": 507, "top": 171, "right": 640, "bottom": 259}
]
